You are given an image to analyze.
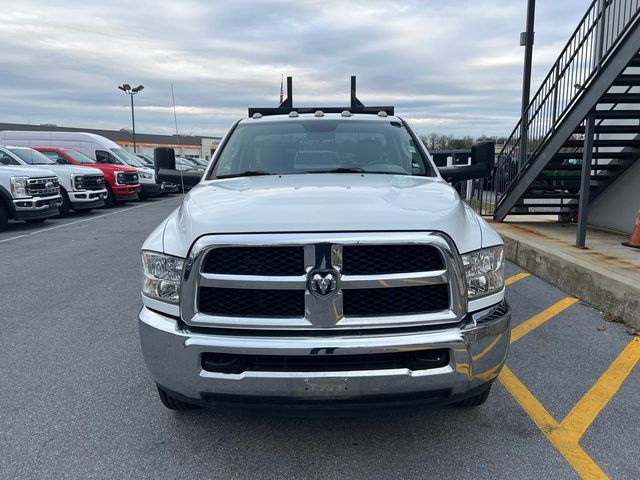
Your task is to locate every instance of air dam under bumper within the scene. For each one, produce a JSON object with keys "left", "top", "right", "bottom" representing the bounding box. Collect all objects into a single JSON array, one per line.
[{"left": 138, "top": 302, "right": 510, "bottom": 407}]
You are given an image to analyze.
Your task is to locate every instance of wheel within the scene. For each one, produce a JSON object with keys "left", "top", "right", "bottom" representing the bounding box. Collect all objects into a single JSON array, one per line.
[
  {"left": 451, "top": 385, "right": 492, "bottom": 407},
  {"left": 103, "top": 186, "right": 114, "bottom": 207},
  {"left": 0, "top": 203, "right": 8, "bottom": 232},
  {"left": 57, "top": 191, "right": 71, "bottom": 217},
  {"left": 156, "top": 385, "right": 198, "bottom": 411},
  {"left": 25, "top": 218, "right": 46, "bottom": 224}
]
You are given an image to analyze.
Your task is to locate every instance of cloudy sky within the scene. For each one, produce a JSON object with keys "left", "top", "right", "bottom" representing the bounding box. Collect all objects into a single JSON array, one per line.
[{"left": 0, "top": 0, "right": 589, "bottom": 138}]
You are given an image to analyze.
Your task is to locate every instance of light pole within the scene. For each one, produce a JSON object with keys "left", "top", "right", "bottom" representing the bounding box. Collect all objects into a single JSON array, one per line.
[{"left": 117, "top": 84, "right": 144, "bottom": 153}]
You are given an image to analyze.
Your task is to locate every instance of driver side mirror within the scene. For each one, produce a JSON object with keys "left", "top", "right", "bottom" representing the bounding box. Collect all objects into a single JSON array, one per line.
[
  {"left": 154, "top": 147, "right": 202, "bottom": 188},
  {"left": 438, "top": 142, "right": 495, "bottom": 183},
  {"left": 56, "top": 158, "right": 68, "bottom": 165}
]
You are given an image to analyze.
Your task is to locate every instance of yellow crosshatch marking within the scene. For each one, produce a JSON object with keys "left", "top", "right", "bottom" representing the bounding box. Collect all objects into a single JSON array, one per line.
[
  {"left": 505, "top": 272, "right": 531, "bottom": 286},
  {"left": 497, "top": 284, "right": 639, "bottom": 479},
  {"left": 510, "top": 297, "right": 579, "bottom": 344},
  {"left": 561, "top": 338, "right": 640, "bottom": 441}
]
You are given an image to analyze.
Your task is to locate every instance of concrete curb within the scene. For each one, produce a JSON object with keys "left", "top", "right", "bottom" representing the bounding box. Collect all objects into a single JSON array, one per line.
[{"left": 501, "top": 233, "right": 640, "bottom": 330}]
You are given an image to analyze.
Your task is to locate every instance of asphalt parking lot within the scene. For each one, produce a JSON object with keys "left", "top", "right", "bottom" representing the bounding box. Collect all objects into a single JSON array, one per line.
[{"left": 1, "top": 195, "right": 638, "bottom": 480}]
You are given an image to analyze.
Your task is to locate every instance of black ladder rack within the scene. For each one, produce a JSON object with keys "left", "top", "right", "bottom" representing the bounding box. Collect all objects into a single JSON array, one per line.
[{"left": 247, "top": 76, "right": 395, "bottom": 117}]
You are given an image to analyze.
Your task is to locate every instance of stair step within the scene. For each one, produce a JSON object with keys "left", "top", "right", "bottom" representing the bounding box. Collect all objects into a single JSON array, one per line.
[
  {"left": 543, "top": 164, "right": 623, "bottom": 170},
  {"left": 553, "top": 151, "right": 635, "bottom": 160},
  {"left": 627, "top": 56, "right": 640, "bottom": 67},
  {"left": 593, "top": 110, "right": 640, "bottom": 119},
  {"left": 600, "top": 93, "right": 640, "bottom": 103},
  {"left": 563, "top": 139, "right": 640, "bottom": 148},
  {"left": 514, "top": 203, "right": 578, "bottom": 208},
  {"left": 523, "top": 193, "right": 581, "bottom": 199},
  {"left": 507, "top": 210, "right": 577, "bottom": 215},
  {"left": 573, "top": 124, "right": 640, "bottom": 134},
  {"left": 612, "top": 74, "right": 640, "bottom": 86}
]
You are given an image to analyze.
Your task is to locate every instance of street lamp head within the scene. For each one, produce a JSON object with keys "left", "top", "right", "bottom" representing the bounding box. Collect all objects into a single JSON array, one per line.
[
  {"left": 135, "top": 85, "right": 144, "bottom": 92},
  {"left": 117, "top": 85, "right": 127, "bottom": 92},
  {"left": 122, "top": 83, "right": 131, "bottom": 91}
]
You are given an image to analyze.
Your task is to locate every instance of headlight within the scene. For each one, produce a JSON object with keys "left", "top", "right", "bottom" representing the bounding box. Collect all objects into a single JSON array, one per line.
[
  {"left": 10, "top": 177, "right": 29, "bottom": 198},
  {"left": 114, "top": 171, "right": 126, "bottom": 184},
  {"left": 71, "top": 174, "right": 85, "bottom": 190},
  {"left": 139, "top": 170, "right": 153, "bottom": 179},
  {"left": 461, "top": 246, "right": 505, "bottom": 299},
  {"left": 141, "top": 250, "right": 184, "bottom": 304}
]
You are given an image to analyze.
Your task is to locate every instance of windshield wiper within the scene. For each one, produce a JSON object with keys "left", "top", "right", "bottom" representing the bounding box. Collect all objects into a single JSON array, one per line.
[
  {"left": 216, "top": 170, "right": 273, "bottom": 179},
  {"left": 303, "top": 167, "right": 365, "bottom": 174}
]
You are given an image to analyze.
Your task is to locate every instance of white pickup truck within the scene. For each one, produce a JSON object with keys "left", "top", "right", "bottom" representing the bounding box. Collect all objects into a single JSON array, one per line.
[
  {"left": 0, "top": 146, "right": 107, "bottom": 216},
  {"left": 138, "top": 79, "right": 510, "bottom": 411},
  {"left": 0, "top": 161, "right": 62, "bottom": 231}
]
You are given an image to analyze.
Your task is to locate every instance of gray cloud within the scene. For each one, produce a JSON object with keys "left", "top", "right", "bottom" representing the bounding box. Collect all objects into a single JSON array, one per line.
[{"left": 0, "top": 0, "right": 588, "bottom": 138}]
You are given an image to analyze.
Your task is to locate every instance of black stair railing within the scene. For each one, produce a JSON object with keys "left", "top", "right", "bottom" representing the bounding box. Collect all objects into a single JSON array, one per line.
[{"left": 481, "top": 0, "right": 640, "bottom": 216}]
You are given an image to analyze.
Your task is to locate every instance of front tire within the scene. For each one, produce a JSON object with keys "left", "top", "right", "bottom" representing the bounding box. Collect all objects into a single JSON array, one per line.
[
  {"left": 0, "top": 203, "right": 8, "bottom": 232},
  {"left": 57, "top": 191, "right": 71, "bottom": 217},
  {"left": 451, "top": 385, "right": 492, "bottom": 407},
  {"left": 156, "top": 385, "right": 199, "bottom": 411},
  {"left": 103, "top": 186, "right": 115, "bottom": 207}
]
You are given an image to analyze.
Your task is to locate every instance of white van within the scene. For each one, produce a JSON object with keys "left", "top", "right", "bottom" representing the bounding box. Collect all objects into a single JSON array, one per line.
[{"left": 0, "top": 131, "right": 177, "bottom": 198}]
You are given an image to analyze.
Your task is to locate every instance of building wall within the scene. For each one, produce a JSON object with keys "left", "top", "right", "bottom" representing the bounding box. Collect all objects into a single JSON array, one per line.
[{"left": 588, "top": 159, "right": 640, "bottom": 234}]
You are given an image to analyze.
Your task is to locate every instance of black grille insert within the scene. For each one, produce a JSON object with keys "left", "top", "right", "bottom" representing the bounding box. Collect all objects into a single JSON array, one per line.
[
  {"left": 202, "top": 349, "right": 449, "bottom": 374},
  {"left": 342, "top": 245, "right": 444, "bottom": 275},
  {"left": 82, "top": 175, "right": 105, "bottom": 190},
  {"left": 343, "top": 284, "right": 449, "bottom": 316},
  {"left": 202, "top": 246, "right": 305, "bottom": 276},
  {"left": 199, "top": 287, "right": 304, "bottom": 317},
  {"left": 124, "top": 172, "right": 139, "bottom": 184}
]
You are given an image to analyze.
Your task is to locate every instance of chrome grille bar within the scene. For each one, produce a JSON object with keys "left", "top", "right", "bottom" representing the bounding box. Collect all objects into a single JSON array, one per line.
[{"left": 181, "top": 232, "right": 466, "bottom": 330}]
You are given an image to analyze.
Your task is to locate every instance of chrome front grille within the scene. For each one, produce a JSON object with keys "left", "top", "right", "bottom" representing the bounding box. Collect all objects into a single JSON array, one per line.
[
  {"left": 26, "top": 177, "right": 60, "bottom": 196},
  {"left": 182, "top": 233, "right": 465, "bottom": 330}
]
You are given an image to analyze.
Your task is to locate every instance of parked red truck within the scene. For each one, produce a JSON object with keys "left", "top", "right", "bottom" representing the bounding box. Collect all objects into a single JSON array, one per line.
[{"left": 34, "top": 147, "right": 141, "bottom": 205}]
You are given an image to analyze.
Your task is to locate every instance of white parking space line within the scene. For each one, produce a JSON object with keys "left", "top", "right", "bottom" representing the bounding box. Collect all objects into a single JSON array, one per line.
[{"left": 0, "top": 197, "right": 178, "bottom": 245}]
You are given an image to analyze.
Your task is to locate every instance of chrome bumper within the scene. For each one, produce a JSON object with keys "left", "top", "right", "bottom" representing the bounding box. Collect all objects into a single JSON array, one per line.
[
  {"left": 138, "top": 302, "right": 510, "bottom": 406},
  {"left": 12, "top": 194, "right": 62, "bottom": 211}
]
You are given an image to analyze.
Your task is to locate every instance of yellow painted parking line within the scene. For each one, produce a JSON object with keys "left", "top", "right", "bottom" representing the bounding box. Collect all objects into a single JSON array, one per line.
[
  {"left": 510, "top": 297, "right": 579, "bottom": 344},
  {"left": 561, "top": 337, "right": 640, "bottom": 441},
  {"left": 499, "top": 366, "right": 608, "bottom": 479},
  {"left": 505, "top": 272, "right": 531, "bottom": 286}
]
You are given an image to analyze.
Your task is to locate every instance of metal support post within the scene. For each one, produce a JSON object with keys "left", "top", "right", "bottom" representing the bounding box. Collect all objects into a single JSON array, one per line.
[
  {"left": 576, "top": 112, "right": 595, "bottom": 248},
  {"left": 519, "top": 0, "right": 536, "bottom": 165}
]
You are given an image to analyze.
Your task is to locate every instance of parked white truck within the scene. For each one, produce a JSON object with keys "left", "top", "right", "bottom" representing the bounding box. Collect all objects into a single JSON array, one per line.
[
  {"left": 0, "top": 146, "right": 107, "bottom": 216},
  {"left": 139, "top": 79, "right": 510, "bottom": 411},
  {"left": 0, "top": 159, "right": 62, "bottom": 231},
  {"left": 0, "top": 131, "right": 178, "bottom": 199}
]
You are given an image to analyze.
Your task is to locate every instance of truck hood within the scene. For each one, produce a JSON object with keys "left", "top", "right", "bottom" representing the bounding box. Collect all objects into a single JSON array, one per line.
[
  {"left": 28, "top": 164, "right": 104, "bottom": 176},
  {"left": 0, "top": 165, "right": 58, "bottom": 177},
  {"left": 86, "top": 163, "right": 137, "bottom": 173},
  {"left": 159, "top": 174, "right": 490, "bottom": 257}
]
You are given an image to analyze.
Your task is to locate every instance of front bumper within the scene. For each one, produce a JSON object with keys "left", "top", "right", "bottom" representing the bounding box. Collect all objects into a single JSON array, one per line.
[
  {"left": 12, "top": 195, "right": 62, "bottom": 220},
  {"left": 140, "top": 183, "right": 161, "bottom": 197},
  {"left": 112, "top": 184, "right": 141, "bottom": 200},
  {"left": 139, "top": 302, "right": 511, "bottom": 408},
  {"left": 160, "top": 183, "right": 179, "bottom": 194},
  {"left": 69, "top": 189, "right": 107, "bottom": 209}
]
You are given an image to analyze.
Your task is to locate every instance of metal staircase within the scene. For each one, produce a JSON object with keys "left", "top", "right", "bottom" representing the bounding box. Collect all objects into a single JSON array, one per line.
[{"left": 480, "top": 0, "right": 640, "bottom": 233}]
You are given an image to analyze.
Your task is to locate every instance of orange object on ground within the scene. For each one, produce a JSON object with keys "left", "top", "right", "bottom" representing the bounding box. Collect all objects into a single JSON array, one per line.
[{"left": 622, "top": 210, "right": 640, "bottom": 249}]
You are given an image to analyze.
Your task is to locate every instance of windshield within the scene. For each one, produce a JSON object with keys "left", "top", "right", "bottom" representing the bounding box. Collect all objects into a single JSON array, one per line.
[
  {"left": 8, "top": 148, "right": 55, "bottom": 165},
  {"left": 110, "top": 148, "right": 144, "bottom": 167},
  {"left": 211, "top": 119, "right": 433, "bottom": 179},
  {"left": 65, "top": 149, "right": 96, "bottom": 164}
]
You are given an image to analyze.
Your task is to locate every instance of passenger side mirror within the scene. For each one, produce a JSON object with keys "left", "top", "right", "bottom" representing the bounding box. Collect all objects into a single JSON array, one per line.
[
  {"left": 437, "top": 142, "right": 495, "bottom": 183},
  {"left": 154, "top": 147, "right": 202, "bottom": 188}
]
